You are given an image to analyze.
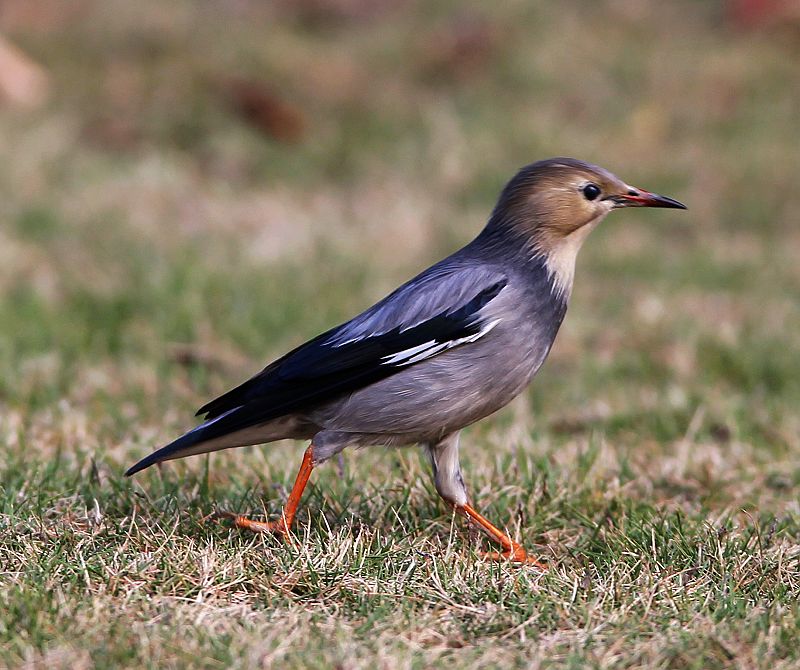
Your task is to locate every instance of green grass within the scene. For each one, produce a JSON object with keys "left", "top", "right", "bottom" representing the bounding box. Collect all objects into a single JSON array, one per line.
[{"left": 2, "top": 1, "right": 800, "bottom": 667}]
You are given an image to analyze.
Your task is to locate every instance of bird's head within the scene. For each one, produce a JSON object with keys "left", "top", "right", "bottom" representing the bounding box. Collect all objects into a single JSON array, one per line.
[{"left": 486, "top": 157, "right": 686, "bottom": 299}]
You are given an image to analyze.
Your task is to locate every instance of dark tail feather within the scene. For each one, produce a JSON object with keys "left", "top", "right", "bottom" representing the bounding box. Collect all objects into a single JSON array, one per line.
[
  {"left": 125, "top": 429, "right": 205, "bottom": 476},
  {"left": 125, "top": 406, "right": 243, "bottom": 476}
]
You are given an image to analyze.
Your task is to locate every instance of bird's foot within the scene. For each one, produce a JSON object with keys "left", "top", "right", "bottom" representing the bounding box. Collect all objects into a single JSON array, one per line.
[
  {"left": 456, "top": 503, "right": 547, "bottom": 569},
  {"left": 207, "top": 511, "right": 292, "bottom": 540},
  {"left": 480, "top": 546, "right": 547, "bottom": 569},
  {"left": 212, "top": 446, "right": 314, "bottom": 543},
  {"left": 233, "top": 515, "right": 290, "bottom": 537}
]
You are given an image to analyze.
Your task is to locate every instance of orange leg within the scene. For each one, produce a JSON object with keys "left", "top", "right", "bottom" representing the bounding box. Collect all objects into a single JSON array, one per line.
[
  {"left": 457, "top": 503, "right": 546, "bottom": 568},
  {"left": 233, "top": 445, "right": 315, "bottom": 539}
]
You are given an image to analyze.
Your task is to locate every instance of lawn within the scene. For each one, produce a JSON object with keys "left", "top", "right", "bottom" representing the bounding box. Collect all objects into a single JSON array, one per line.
[{"left": 2, "top": 1, "right": 800, "bottom": 668}]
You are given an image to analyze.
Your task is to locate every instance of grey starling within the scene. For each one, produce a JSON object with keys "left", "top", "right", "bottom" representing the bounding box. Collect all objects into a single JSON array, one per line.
[{"left": 126, "top": 158, "right": 686, "bottom": 564}]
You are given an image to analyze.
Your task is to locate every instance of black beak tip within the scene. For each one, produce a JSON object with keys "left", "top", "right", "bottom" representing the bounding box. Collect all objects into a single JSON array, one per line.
[
  {"left": 612, "top": 190, "right": 687, "bottom": 210},
  {"left": 659, "top": 195, "right": 688, "bottom": 210},
  {"left": 629, "top": 191, "right": 688, "bottom": 210}
]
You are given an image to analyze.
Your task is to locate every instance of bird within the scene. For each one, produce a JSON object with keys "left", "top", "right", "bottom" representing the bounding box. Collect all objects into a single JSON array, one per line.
[{"left": 126, "top": 157, "right": 686, "bottom": 565}]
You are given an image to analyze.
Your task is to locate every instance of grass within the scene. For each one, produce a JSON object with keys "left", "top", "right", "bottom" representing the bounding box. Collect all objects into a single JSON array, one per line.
[{"left": 2, "top": 0, "right": 800, "bottom": 667}]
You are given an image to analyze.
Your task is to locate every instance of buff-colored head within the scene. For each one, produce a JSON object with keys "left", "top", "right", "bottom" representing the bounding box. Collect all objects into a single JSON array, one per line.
[{"left": 488, "top": 157, "right": 686, "bottom": 298}]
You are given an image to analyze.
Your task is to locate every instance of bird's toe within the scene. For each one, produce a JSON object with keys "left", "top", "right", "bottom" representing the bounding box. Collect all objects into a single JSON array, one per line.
[{"left": 480, "top": 548, "right": 548, "bottom": 569}]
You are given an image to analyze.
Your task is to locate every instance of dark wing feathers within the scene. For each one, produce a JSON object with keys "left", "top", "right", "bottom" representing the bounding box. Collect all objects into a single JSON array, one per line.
[{"left": 196, "top": 277, "right": 506, "bottom": 431}]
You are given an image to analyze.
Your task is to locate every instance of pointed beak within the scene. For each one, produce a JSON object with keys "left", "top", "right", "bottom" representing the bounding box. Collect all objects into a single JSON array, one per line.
[{"left": 609, "top": 188, "right": 687, "bottom": 210}]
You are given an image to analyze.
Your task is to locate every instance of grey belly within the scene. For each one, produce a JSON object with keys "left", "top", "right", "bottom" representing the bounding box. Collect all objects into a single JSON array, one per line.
[{"left": 306, "top": 326, "right": 551, "bottom": 442}]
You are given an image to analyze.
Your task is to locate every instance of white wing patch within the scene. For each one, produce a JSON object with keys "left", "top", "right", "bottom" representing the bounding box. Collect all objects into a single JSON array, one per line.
[
  {"left": 382, "top": 340, "right": 437, "bottom": 364},
  {"left": 381, "top": 318, "right": 501, "bottom": 367}
]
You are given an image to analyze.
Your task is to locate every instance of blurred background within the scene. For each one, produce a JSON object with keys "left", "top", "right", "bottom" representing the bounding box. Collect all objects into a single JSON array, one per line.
[
  {"left": 1, "top": 0, "right": 800, "bottom": 489},
  {"left": 4, "top": 1, "right": 800, "bottom": 666}
]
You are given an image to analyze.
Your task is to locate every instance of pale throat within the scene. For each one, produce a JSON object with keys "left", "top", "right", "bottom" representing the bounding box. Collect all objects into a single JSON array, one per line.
[{"left": 537, "top": 214, "right": 605, "bottom": 301}]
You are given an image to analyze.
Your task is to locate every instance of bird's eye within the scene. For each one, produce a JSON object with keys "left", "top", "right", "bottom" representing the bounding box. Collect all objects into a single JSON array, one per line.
[{"left": 582, "top": 183, "right": 601, "bottom": 201}]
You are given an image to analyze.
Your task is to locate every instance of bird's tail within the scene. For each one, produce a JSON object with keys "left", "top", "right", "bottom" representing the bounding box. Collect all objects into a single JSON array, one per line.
[{"left": 125, "top": 407, "right": 252, "bottom": 476}]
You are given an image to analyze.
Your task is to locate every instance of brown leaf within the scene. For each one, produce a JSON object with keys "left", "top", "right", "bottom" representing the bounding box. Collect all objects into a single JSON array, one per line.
[{"left": 218, "top": 77, "right": 307, "bottom": 143}]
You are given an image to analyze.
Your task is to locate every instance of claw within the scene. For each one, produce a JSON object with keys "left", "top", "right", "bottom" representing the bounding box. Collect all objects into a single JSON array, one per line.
[
  {"left": 480, "top": 546, "right": 547, "bottom": 569},
  {"left": 232, "top": 515, "right": 289, "bottom": 536},
  {"left": 206, "top": 510, "right": 292, "bottom": 540}
]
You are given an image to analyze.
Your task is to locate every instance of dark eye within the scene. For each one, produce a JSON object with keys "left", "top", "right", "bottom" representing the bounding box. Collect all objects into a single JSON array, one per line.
[{"left": 582, "top": 183, "right": 601, "bottom": 201}]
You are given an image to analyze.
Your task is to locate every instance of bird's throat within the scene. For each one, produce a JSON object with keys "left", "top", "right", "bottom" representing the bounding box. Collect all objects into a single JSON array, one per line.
[{"left": 535, "top": 216, "right": 603, "bottom": 301}]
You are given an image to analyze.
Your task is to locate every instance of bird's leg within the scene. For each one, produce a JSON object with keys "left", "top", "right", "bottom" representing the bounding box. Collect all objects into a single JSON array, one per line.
[
  {"left": 456, "top": 503, "right": 546, "bottom": 568},
  {"left": 233, "top": 445, "right": 315, "bottom": 539},
  {"left": 427, "top": 434, "right": 545, "bottom": 567}
]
